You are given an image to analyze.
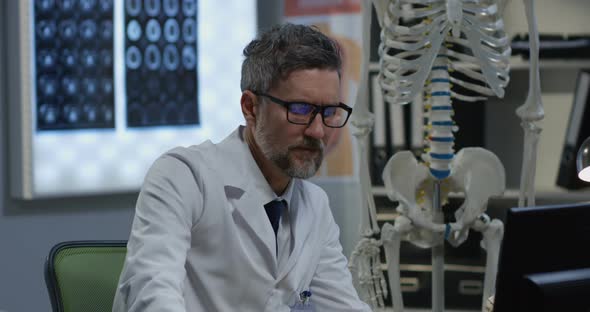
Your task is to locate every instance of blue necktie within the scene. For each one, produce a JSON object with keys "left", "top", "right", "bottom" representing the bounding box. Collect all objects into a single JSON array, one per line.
[{"left": 264, "top": 199, "right": 285, "bottom": 237}]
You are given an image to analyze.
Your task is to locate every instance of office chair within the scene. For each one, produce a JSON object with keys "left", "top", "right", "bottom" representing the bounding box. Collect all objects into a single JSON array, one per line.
[{"left": 45, "top": 240, "right": 127, "bottom": 312}]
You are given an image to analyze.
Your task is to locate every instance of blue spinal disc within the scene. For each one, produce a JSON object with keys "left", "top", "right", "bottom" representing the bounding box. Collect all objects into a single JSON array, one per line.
[
  {"left": 431, "top": 105, "right": 452, "bottom": 111},
  {"left": 432, "top": 121, "right": 454, "bottom": 126},
  {"left": 430, "top": 136, "right": 454, "bottom": 142},
  {"left": 430, "top": 168, "right": 451, "bottom": 179},
  {"left": 431, "top": 91, "right": 451, "bottom": 97},
  {"left": 430, "top": 78, "right": 450, "bottom": 83},
  {"left": 430, "top": 153, "right": 454, "bottom": 160}
]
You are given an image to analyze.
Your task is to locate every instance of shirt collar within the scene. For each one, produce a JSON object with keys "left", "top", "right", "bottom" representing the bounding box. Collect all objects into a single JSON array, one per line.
[{"left": 275, "top": 179, "right": 295, "bottom": 209}]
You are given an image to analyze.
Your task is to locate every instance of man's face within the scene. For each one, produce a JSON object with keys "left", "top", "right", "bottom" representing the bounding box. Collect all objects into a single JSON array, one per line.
[{"left": 253, "top": 68, "right": 340, "bottom": 179}]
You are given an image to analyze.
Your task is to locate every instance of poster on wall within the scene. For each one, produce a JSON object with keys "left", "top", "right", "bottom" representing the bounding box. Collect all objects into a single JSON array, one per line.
[
  {"left": 284, "top": 0, "right": 362, "bottom": 179},
  {"left": 8, "top": 0, "right": 256, "bottom": 199}
]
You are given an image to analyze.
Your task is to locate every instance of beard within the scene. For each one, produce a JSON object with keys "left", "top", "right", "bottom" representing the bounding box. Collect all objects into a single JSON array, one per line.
[{"left": 254, "top": 120, "right": 324, "bottom": 179}]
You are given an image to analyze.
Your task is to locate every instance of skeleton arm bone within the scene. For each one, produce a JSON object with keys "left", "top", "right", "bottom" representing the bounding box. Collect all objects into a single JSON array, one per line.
[
  {"left": 347, "top": 3, "right": 385, "bottom": 306},
  {"left": 382, "top": 219, "right": 413, "bottom": 312},
  {"left": 516, "top": 0, "right": 543, "bottom": 122},
  {"left": 516, "top": 0, "right": 544, "bottom": 207},
  {"left": 518, "top": 122, "right": 542, "bottom": 207},
  {"left": 349, "top": 237, "right": 386, "bottom": 308},
  {"left": 352, "top": 0, "right": 380, "bottom": 235}
]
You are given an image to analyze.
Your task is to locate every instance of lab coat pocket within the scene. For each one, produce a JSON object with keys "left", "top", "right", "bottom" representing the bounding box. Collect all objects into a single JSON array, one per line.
[{"left": 289, "top": 289, "right": 315, "bottom": 312}]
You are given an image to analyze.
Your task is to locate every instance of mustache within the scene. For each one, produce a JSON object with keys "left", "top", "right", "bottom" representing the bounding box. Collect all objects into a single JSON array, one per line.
[{"left": 290, "top": 137, "right": 324, "bottom": 151}]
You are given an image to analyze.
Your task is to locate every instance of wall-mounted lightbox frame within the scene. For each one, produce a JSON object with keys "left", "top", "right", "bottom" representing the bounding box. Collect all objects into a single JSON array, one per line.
[{"left": 7, "top": 0, "right": 256, "bottom": 199}]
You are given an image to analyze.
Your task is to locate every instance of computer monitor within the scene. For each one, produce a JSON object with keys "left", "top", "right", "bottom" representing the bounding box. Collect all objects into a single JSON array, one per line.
[{"left": 493, "top": 202, "right": 590, "bottom": 312}]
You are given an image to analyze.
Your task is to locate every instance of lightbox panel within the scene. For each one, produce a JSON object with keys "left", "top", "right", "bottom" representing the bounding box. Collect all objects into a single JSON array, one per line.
[{"left": 10, "top": 0, "right": 256, "bottom": 199}]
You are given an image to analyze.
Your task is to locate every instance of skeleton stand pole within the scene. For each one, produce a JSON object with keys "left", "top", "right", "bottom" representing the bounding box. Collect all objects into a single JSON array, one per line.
[{"left": 432, "top": 180, "right": 444, "bottom": 312}]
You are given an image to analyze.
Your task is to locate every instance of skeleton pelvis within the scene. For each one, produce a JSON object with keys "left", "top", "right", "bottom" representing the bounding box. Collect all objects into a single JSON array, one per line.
[{"left": 382, "top": 148, "right": 505, "bottom": 248}]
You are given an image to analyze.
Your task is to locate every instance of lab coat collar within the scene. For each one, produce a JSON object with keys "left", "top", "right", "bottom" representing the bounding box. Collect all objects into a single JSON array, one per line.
[
  {"left": 217, "top": 127, "right": 277, "bottom": 260},
  {"left": 217, "top": 126, "right": 277, "bottom": 202}
]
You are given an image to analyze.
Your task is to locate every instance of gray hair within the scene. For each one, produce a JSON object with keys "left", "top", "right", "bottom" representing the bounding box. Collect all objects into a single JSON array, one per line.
[{"left": 240, "top": 23, "right": 342, "bottom": 93}]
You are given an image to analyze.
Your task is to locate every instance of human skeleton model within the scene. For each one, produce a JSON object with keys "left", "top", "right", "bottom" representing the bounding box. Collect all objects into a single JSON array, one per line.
[{"left": 348, "top": 0, "right": 543, "bottom": 311}]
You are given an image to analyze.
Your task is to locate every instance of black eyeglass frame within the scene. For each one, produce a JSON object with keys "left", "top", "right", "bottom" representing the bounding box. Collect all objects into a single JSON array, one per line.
[{"left": 255, "top": 92, "right": 353, "bottom": 128}]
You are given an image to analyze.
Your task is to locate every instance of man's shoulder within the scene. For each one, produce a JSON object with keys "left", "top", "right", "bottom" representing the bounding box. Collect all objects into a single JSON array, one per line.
[
  {"left": 139, "top": 143, "right": 216, "bottom": 186},
  {"left": 170, "top": 140, "right": 214, "bottom": 156},
  {"left": 161, "top": 128, "right": 242, "bottom": 167},
  {"left": 157, "top": 139, "right": 219, "bottom": 166}
]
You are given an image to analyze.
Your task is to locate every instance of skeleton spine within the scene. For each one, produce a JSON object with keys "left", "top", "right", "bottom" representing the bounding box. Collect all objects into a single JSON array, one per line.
[{"left": 425, "top": 54, "right": 455, "bottom": 180}]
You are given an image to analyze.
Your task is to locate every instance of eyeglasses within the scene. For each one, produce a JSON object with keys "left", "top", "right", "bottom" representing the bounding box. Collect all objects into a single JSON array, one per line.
[{"left": 255, "top": 93, "right": 352, "bottom": 128}]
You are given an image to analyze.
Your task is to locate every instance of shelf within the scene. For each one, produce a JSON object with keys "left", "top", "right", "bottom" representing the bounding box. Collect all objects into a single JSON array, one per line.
[
  {"left": 372, "top": 186, "right": 489, "bottom": 199},
  {"left": 372, "top": 186, "right": 590, "bottom": 202},
  {"left": 510, "top": 56, "right": 590, "bottom": 70},
  {"left": 503, "top": 187, "right": 590, "bottom": 202}
]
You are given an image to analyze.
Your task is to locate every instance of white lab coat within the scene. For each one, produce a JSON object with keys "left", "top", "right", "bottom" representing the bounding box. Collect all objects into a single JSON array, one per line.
[{"left": 113, "top": 126, "right": 371, "bottom": 312}]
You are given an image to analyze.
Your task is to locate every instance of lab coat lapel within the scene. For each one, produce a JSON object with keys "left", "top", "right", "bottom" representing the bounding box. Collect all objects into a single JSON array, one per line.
[
  {"left": 216, "top": 127, "right": 278, "bottom": 265},
  {"left": 231, "top": 186, "right": 278, "bottom": 263}
]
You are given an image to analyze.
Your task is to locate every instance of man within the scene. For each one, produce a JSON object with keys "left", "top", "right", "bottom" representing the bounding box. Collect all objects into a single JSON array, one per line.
[{"left": 113, "top": 23, "right": 371, "bottom": 312}]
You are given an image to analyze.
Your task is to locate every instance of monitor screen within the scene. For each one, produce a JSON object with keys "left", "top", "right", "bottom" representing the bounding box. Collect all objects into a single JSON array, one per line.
[
  {"left": 493, "top": 202, "right": 590, "bottom": 312},
  {"left": 522, "top": 268, "right": 590, "bottom": 311}
]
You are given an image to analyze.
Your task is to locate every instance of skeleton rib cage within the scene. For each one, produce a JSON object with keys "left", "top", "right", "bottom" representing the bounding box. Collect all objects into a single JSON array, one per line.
[
  {"left": 379, "top": 0, "right": 511, "bottom": 104},
  {"left": 378, "top": 0, "right": 511, "bottom": 178}
]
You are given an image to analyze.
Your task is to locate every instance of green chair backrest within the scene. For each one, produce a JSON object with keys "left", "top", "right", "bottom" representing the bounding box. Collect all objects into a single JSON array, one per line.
[{"left": 45, "top": 241, "right": 127, "bottom": 312}]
